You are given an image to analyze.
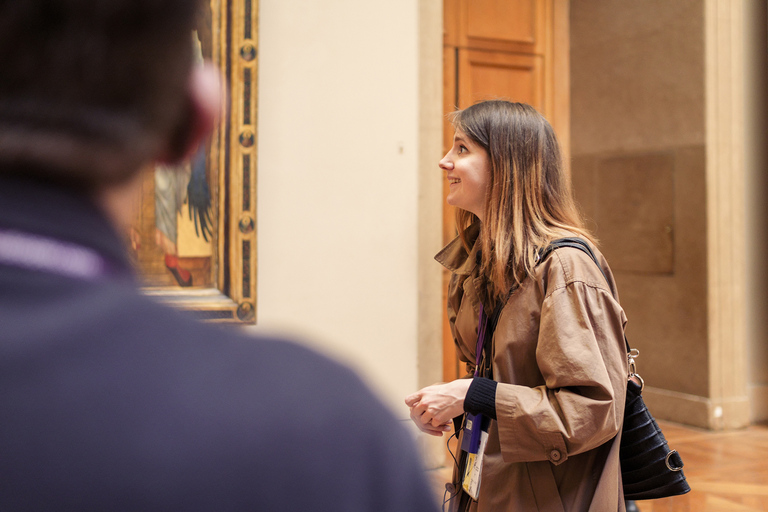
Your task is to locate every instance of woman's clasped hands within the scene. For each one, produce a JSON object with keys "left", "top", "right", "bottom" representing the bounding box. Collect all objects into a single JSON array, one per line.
[{"left": 404, "top": 379, "right": 471, "bottom": 437}]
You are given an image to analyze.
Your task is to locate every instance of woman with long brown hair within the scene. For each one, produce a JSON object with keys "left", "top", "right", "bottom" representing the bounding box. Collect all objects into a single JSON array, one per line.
[{"left": 406, "top": 100, "right": 628, "bottom": 511}]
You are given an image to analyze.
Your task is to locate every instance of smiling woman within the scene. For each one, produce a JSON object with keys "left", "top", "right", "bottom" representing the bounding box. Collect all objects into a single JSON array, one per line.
[{"left": 406, "top": 100, "right": 628, "bottom": 512}]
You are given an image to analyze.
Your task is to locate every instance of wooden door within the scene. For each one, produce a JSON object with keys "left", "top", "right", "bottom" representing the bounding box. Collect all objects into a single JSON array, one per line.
[{"left": 442, "top": 0, "right": 570, "bottom": 381}]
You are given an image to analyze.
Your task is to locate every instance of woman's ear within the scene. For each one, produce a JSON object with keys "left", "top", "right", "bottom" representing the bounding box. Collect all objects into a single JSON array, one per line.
[{"left": 157, "top": 62, "right": 222, "bottom": 164}]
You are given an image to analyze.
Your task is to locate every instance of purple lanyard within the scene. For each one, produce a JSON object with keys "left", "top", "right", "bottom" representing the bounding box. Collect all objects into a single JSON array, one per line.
[
  {"left": 0, "top": 229, "right": 110, "bottom": 280},
  {"left": 475, "top": 303, "right": 489, "bottom": 377}
]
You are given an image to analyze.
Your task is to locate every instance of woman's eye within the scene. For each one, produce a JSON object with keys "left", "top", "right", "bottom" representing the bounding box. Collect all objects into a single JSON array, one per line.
[{"left": 458, "top": 145, "right": 467, "bottom": 154}]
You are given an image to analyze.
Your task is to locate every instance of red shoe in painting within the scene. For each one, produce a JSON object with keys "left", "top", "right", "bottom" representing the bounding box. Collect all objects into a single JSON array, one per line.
[{"left": 164, "top": 254, "right": 193, "bottom": 287}]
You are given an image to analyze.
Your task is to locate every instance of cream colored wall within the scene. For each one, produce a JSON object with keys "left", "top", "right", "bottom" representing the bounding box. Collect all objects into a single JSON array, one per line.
[{"left": 255, "top": 0, "right": 443, "bottom": 422}]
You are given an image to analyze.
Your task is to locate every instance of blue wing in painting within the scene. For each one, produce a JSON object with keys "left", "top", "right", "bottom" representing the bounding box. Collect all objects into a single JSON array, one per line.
[{"left": 186, "top": 146, "right": 213, "bottom": 242}]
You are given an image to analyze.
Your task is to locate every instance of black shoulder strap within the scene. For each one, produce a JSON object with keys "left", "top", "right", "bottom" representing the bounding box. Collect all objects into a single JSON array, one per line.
[
  {"left": 541, "top": 237, "right": 632, "bottom": 354},
  {"left": 540, "top": 237, "right": 609, "bottom": 284}
]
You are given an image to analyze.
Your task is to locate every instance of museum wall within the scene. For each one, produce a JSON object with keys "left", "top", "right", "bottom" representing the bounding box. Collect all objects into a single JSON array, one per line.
[
  {"left": 255, "top": 0, "right": 444, "bottom": 420},
  {"left": 570, "top": 1, "right": 711, "bottom": 423},
  {"left": 571, "top": 0, "right": 768, "bottom": 427},
  {"left": 745, "top": 0, "right": 768, "bottom": 423}
]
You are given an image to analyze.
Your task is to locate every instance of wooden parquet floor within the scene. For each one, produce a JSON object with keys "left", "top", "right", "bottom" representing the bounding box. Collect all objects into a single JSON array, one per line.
[
  {"left": 635, "top": 421, "right": 768, "bottom": 512},
  {"left": 427, "top": 421, "right": 768, "bottom": 511}
]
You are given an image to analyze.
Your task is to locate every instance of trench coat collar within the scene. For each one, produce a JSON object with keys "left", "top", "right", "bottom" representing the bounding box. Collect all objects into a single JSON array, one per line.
[{"left": 434, "top": 221, "right": 481, "bottom": 276}]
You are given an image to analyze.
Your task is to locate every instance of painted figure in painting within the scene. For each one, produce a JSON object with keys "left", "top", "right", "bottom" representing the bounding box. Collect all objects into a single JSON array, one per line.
[
  {"left": 132, "top": 2, "right": 215, "bottom": 288},
  {"left": 153, "top": 31, "right": 212, "bottom": 287}
]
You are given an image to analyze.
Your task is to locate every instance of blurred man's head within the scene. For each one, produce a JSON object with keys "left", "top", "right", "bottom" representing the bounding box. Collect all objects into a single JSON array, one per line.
[{"left": 0, "top": 0, "right": 217, "bottom": 189}]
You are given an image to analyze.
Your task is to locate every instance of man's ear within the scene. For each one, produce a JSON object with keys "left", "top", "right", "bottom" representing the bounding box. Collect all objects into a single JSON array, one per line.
[{"left": 157, "top": 62, "right": 222, "bottom": 164}]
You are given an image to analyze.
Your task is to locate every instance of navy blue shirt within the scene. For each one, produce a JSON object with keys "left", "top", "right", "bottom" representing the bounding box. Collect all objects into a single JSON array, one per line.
[{"left": 0, "top": 174, "right": 439, "bottom": 512}]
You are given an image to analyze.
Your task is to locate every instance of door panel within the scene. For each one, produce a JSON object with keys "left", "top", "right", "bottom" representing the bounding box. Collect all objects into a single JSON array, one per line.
[
  {"left": 467, "top": 0, "right": 538, "bottom": 49},
  {"left": 459, "top": 50, "right": 544, "bottom": 110}
]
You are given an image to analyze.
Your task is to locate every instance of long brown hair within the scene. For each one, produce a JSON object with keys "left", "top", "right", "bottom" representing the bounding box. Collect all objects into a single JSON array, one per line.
[{"left": 452, "top": 100, "right": 594, "bottom": 303}]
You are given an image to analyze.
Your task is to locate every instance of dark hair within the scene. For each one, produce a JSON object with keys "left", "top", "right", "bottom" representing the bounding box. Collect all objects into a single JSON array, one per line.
[
  {"left": 451, "top": 100, "right": 594, "bottom": 302},
  {"left": 0, "top": 0, "right": 202, "bottom": 187}
]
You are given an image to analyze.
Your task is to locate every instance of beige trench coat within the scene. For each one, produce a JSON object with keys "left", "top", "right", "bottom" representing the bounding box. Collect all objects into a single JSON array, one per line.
[{"left": 436, "top": 223, "right": 628, "bottom": 512}]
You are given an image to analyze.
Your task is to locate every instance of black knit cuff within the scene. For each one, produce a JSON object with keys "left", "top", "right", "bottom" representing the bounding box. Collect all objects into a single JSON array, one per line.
[{"left": 464, "top": 377, "right": 497, "bottom": 420}]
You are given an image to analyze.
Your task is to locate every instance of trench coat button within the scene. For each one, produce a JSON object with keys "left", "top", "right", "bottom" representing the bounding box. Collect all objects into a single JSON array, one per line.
[{"left": 550, "top": 449, "right": 562, "bottom": 462}]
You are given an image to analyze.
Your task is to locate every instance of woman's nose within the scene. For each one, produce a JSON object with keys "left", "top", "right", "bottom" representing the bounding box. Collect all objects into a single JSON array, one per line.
[{"left": 438, "top": 153, "right": 452, "bottom": 171}]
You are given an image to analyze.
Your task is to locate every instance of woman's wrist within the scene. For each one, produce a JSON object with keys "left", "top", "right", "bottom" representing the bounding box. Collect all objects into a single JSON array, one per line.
[{"left": 464, "top": 377, "right": 498, "bottom": 420}]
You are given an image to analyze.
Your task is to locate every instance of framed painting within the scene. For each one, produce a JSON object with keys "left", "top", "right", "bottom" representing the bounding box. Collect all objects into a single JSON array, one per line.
[{"left": 129, "top": 0, "right": 257, "bottom": 323}]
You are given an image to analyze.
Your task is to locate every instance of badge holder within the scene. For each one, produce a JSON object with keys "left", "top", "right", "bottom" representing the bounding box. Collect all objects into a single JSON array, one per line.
[
  {"left": 458, "top": 303, "right": 496, "bottom": 501},
  {"left": 460, "top": 412, "right": 490, "bottom": 499}
]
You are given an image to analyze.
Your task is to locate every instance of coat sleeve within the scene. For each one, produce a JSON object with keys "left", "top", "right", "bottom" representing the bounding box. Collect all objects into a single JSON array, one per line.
[{"left": 494, "top": 280, "right": 627, "bottom": 466}]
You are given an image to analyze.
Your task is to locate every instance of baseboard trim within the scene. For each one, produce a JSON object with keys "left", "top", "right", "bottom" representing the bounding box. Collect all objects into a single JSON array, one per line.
[{"left": 642, "top": 386, "right": 750, "bottom": 430}]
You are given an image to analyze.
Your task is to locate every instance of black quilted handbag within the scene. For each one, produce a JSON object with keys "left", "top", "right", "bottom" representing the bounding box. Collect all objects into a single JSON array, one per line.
[
  {"left": 544, "top": 238, "right": 691, "bottom": 501},
  {"left": 620, "top": 358, "right": 690, "bottom": 500}
]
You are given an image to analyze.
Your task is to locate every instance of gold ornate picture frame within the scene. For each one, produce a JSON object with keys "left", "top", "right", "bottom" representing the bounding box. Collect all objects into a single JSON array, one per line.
[{"left": 133, "top": 0, "right": 257, "bottom": 324}]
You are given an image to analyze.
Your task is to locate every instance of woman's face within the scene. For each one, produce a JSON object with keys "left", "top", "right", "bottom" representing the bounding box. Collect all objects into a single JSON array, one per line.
[{"left": 439, "top": 130, "right": 491, "bottom": 221}]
